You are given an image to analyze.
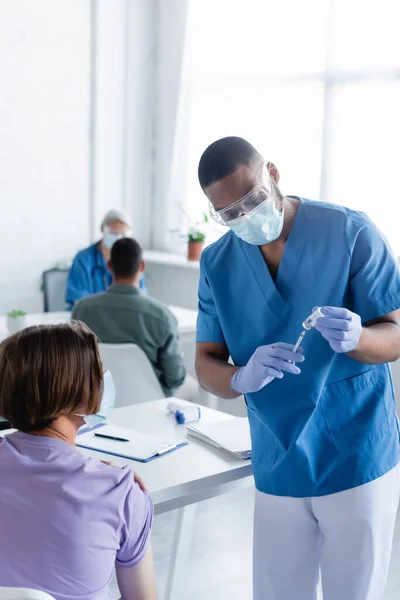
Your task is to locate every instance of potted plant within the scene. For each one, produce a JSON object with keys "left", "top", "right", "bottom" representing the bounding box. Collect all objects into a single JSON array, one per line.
[
  {"left": 187, "top": 227, "right": 206, "bottom": 261},
  {"left": 171, "top": 210, "right": 209, "bottom": 260},
  {"left": 186, "top": 213, "right": 208, "bottom": 261},
  {"left": 6, "top": 310, "right": 28, "bottom": 335}
]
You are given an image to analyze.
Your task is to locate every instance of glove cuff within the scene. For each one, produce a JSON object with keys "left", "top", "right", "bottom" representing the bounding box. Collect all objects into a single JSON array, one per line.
[{"left": 230, "top": 368, "right": 245, "bottom": 394}]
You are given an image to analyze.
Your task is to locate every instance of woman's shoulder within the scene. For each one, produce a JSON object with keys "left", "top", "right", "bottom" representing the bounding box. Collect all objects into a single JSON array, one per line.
[
  {"left": 70, "top": 458, "right": 148, "bottom": 512},
  {"left": 83, "top": 457, "right": 135, "bottom": 490},
  {"left": 83, "top": 461, "right": 153, "bottom": 535}
]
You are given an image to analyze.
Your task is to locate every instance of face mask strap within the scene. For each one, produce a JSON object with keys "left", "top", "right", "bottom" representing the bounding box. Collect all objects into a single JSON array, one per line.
[{"left": 76, "top": 370, "right": 115, "bottom": 426}]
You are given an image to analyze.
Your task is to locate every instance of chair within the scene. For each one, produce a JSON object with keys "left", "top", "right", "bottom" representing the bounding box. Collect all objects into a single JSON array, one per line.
[
  {"left": 99, "top": 343, "right": 164, "bottom": 407},
  {"left": 0, "top": 589, "right": 55, "bottom": 600},
  {"left": 42, "top": 269, "right": 69, "bottom": 312}
]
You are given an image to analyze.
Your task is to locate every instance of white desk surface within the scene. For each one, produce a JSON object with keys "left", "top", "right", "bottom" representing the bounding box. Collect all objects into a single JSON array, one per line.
[
  {"left": 80, "top": 399, "right": 253, "bottom": 515},
  {"left": 168, "top": 305, "right": 197, "bottom": 334},
  {"left": 0, "top": 305, "right": 197, "bottom": 338}
]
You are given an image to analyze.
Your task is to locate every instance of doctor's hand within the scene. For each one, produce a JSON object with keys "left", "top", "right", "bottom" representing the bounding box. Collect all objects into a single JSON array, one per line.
[
  {"left": 315, "top": 306, "right": 362, "bottom": 353},
  {"left": 231, "top": 342, "right": 305, "bottom": 395}
]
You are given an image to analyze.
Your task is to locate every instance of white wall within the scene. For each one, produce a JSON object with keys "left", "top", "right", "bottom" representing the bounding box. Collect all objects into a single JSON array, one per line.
[
  {"left": 146, "top": 262, "right": 199, "bottom": 311},
  {"left": 0, "top": 0, "right": 90, "bottom": 313},
  {"left": 0, "top": 0, "right": 155, "bottom": 314}
]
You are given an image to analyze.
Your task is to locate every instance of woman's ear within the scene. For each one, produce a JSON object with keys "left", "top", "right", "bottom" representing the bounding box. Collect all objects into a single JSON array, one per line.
[{"left": 267, "top": 162, "right": 280, "bottom": 185}]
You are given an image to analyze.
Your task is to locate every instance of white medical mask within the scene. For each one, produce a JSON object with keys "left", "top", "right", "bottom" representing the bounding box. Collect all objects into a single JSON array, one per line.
[
  {"left": 227, "top": 193, "right": 284, "bottom": 245},
  {"left": 77, "top": 369, "right": 116, "bottom": 428},
  {"left": 103, "top": 232, "right": 121, "bottom": 249}
]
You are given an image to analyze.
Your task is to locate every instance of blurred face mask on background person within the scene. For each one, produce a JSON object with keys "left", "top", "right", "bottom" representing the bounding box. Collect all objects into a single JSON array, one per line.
[
  {"left": 77, "top": 369, "right": 116, "bottom": 428},
  {"left": 210, "top": 168, "right": 284, "bottom": 246}
]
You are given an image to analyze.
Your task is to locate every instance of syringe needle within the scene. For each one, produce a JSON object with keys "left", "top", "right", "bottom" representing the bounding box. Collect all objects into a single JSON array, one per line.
[{"left": 293, "top": 330, "right": 306, "bottom": 353}]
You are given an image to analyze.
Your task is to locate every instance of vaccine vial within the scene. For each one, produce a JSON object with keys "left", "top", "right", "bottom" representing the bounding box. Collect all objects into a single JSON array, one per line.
[{"left": 302, "top": 307, "right": 323, "bottom": 330}]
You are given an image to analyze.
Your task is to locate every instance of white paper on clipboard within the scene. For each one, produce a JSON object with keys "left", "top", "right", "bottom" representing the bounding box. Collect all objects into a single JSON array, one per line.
[{"left": 77, "top": 424, "right": 187, "bottom": 462}]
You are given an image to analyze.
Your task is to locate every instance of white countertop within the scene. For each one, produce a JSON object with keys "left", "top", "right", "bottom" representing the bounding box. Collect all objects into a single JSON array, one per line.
[
  {"left": 0, "top": 305, "right": 197, "bottom": 338},
  {"left": 143, "top": 250, "right": 200, "bottom": 269}
]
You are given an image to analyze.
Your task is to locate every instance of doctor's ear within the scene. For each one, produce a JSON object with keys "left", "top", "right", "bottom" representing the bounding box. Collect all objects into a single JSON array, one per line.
[
  {"left": 140, "top": 260, "right": 146, "bottom": 273},
  {"left": 266, "top": 162, "right": 280, "bottom": 185},
  {"left": 107, "top": 259, "right": 113, "bottom": 272}
]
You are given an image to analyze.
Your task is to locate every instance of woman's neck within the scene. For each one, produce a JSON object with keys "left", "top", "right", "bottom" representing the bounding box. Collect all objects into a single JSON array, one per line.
[{"left": 30, "top": 415, "right": 81, "bottom": 447}]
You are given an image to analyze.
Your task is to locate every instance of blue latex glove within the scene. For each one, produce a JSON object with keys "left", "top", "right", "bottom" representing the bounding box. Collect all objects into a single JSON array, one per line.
[
  {"left": 231, "top": 342, "right": 305, "bottom": 394},
  {"left": 315, "top": 306, "right": 362, "bottom": 353}
]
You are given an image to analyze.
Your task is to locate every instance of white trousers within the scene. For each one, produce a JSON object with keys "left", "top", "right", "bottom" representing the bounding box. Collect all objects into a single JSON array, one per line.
[{"left": 253, "top": 464, "right": 400, "bottom": 600}]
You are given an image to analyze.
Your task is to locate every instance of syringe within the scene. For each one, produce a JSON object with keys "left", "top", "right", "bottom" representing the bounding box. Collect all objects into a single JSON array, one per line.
[
  {"left": 293, "top": 330, "right": 306, "bottom": 353},
  {"left": 293, "top": 307, "right": 323, "bottom": 353}
]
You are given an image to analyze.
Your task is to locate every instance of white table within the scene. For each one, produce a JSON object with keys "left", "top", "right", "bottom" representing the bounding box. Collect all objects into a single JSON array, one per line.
[
  {"left": 81, "top": 399, "right": 253, "bottom": 599},
  {"left": 0, "top": 306, "right": 197, "bottom": 338},
  {"left": 168, "top": 305, "right": 197, "bottom": 335}
]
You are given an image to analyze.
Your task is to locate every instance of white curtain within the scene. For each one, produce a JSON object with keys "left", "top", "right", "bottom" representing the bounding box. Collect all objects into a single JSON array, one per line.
[
  {"left": 164, "top": 0, "right": 400, "bottom": 253},
  {"left": 150, "top": 0, "right": 192, "bottom": 252}
]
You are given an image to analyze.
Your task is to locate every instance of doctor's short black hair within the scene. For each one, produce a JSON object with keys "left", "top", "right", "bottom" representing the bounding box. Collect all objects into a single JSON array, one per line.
[
  {"left": 111, "top": 237, "right": 143, "bottom": 279},
  {"left": 198, "top": 136, "right": 264, "bottom": 189}
]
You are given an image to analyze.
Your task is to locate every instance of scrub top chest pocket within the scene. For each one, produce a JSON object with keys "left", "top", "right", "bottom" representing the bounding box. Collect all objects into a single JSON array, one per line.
[{"left": 320, "top": 365, "right": 394, "bottom": 452}]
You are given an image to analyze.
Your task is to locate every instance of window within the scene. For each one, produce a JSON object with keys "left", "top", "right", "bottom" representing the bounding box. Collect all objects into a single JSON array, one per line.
[{"left": 182, "top": 0, "right": 400, "bottom": 253}]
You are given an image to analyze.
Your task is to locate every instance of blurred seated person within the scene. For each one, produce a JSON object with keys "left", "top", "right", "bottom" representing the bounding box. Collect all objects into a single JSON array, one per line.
[
  {"left": 66, "top": 209, "right": 146, "bottom": 309},
  {"left": 72, "top": 238, "right": 198, "bottom": 400},
  {"left": 0, "top": 323, "right": 157, "bottom": 600}
]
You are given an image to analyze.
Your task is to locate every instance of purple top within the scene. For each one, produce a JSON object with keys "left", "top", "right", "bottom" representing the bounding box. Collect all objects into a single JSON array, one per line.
[{"left": 0, "top": 431, "right": 153, "bottom": 600}]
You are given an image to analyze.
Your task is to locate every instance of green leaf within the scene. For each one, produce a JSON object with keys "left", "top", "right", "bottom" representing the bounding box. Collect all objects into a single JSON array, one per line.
[
  {"left": 188, "top": 231, "right": 206, "bottom": 243},
  {"left": 7, "top": 309, "right": 27, "bottom": 317}
]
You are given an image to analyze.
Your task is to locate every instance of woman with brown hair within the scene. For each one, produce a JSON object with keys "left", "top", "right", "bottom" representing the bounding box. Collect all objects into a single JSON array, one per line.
[{"left": 0, "top": 323, "right": 157, "bottom": 600}]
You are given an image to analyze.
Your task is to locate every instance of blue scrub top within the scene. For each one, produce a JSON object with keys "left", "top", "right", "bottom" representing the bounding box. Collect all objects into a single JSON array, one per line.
[
  {"left": 197, "top": 199, "right": 400, "bottom": 497},
  {"left": 66, "top": 242, "right": 146, "bottom": 310}
]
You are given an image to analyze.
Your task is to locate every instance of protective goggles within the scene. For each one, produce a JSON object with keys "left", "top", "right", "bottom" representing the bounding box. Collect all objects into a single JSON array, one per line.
[
  {"left": 209, "top": 173, "right": 274, "bottom": 226},
  {"left": 103, "top": 225, "right": 132, "bottom": 237}
]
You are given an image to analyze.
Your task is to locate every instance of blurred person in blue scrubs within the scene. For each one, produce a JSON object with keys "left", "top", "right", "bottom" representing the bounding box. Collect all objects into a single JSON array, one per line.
[
  {"left": 196, "top": 137, "right": 400, "bottom": 600},
  {"left": 66, "top": 209, "right": 146, "bottom": 309}
]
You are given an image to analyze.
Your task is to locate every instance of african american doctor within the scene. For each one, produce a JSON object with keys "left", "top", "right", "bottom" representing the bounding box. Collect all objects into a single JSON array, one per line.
[{"left": 196, "top": 136, "right": 400, "bottom": 600}]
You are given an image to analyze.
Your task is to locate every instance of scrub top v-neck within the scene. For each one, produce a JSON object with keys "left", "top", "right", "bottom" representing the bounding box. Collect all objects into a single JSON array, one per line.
[
  {"left": 197, "top": 198, "right": 400, "bottom": 498},
  {"left": 241, "top": 198, "right": 305, "bottom": 315}
]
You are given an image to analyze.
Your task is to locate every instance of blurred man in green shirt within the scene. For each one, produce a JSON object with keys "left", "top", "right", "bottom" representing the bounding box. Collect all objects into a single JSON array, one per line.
[{"left": 72, "top": 237, "right": 187, "bottom": 396}]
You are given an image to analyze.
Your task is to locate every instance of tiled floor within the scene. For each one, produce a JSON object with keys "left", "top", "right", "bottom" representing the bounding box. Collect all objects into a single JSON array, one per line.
[{"left": 152, "top": 488, "right": 254, "bottom": 600}]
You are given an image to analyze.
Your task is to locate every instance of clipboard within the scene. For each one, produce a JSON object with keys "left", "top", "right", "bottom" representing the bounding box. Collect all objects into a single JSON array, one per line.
[{"left": 76, "top": 424, "right": 187, "bottom": 463}]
